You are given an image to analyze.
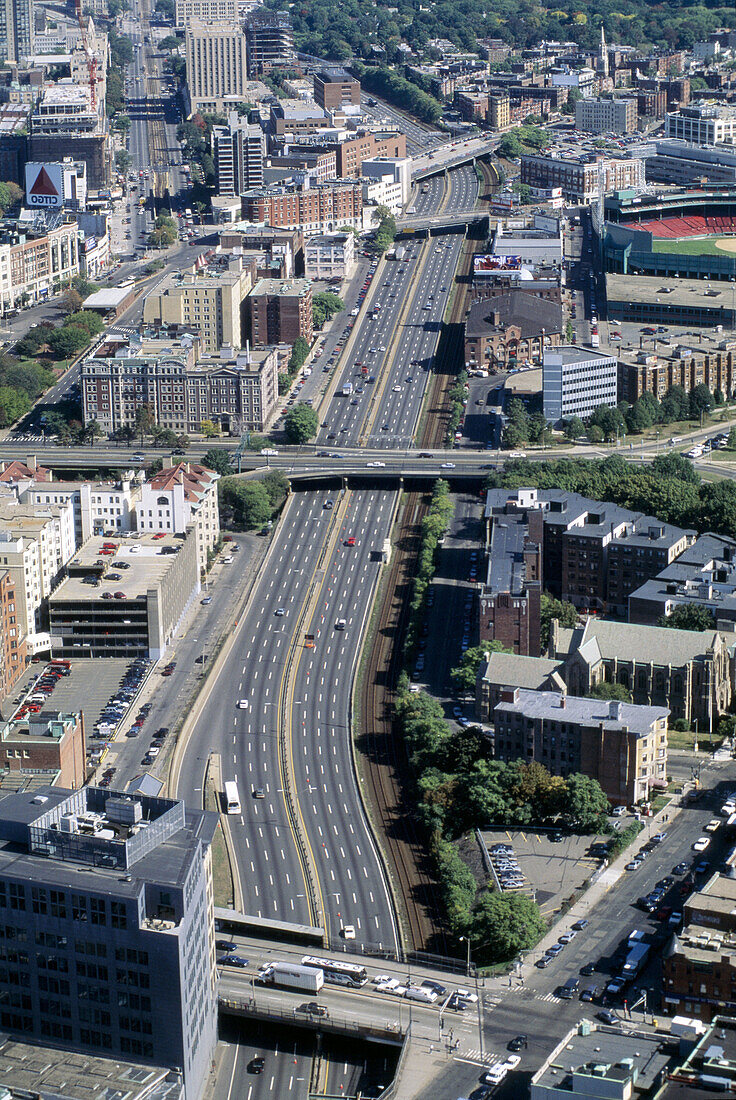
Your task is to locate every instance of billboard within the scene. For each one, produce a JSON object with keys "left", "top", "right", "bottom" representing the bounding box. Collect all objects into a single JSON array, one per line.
[{"left": 25, "top": 163, "right": 64, "bottom": 208}]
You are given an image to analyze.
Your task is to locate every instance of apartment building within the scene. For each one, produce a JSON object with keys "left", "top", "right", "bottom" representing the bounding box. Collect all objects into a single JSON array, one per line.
[
  {"left": 304, "top": 232, "right": 355, "bottom": 281},
  {"left": 0, "top": 709, "right": 85, "bottom": 789},
  {"left": 629, "top": 533, "right": 736, "bottom": 627},
  {"left": 617, "top": 340, "right": 736, "bottom": 405},
  {"left": 665, "top": 104, "right": 736, "bottom": 146},
  {"left": 313, "top": 68, "right": 360, "bottom": 111},
  {"left": 23, "top": 477, "right": 142, "bottom": 545},
  {"left": 212, "top": 114, "right": 265, "bottom": 196},
  {"left": 479, "top": 504, "right": 543, "bottom": 656},
  {"left": 0, "top": 496, "right": 76, "bottom": 639},
  {"left": 242, "top": 180, "right": 363, "bottom": 233},
  {"left": 174, "top": 0, "right": 236, "bottom": 27},
  {"left": 0, "top": 569, "right": 25, "bottom": 704},
  {"left": 360, "top": 156, "right": 412, "bottom": 214},
  {"left": 185, "top": 347, "right": 278, "bottom": 433},
  {"left": 520, "top": 153, "right": 645, "bottom": 203},
  {"left": 662, "top": 874, "right": 736, "bottom": 1020},
  {"left": 137, "top": 463, "right": 219, "bottom": 573},
  {"left": 332, "top": 130, "right": 407, "bottom": 178},
  {"left": 50, "top": 530, "right": 200, "bottom": 659},
  {"left": 142, "top": 259, "right": 252, "bottom": 354},
  {"left": 184, "top": 21, "right": 248, "bottom": 114},
  {"left": 543, "top": 345, "right": 618, "bottom": 424},
  {"left": 493, "top": 688, "right": 668, "bottom": 805},
  {"left": 575, "top": 96, "right": 638, "bottom": 133},
  {"left": 0, "top": 785, "right": 217, "bottom": 1097},
  {"left": 483, "top": 488, "right": 692, "bottom": 618},
  {"left": 0, "top": 219, "right": 80, "bottom": 311},
  {"left": 246, "top": 277, "right": 313, "bottom": 345},
  {"left": 244, "top": 7, "right": 294, "bottom": 78},
  {"left": 489, "top": 93, "right": 510, "bottom": 130},
  {"left": 551, "top": 617, "right": 730, "bottom": 728},
  {"left": 0, "top": 0, "right": 33, "bottom": 63},
  {"left": 268, "top": 100, "right": 328, "bottom": 138}
]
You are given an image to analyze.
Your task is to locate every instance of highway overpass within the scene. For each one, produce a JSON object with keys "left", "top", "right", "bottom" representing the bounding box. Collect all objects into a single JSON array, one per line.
[
  {"left": 411, "top": 135, "right": 499, "bottom": 180},
  {"left": 396, "top": 210, "right": 489, "bottom": 234}
]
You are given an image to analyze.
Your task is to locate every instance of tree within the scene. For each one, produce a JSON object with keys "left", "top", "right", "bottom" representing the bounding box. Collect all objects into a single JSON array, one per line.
[
  {"left": 0, "top": 386, "right": 31, "bottom": 427},
  {"left": 158, "top": 34, "right": 181, "bottom": 51},
  {"left": 659, "top": 604, "right": 716, "bottom": 631},
  {"left": 66, "top": 310, "right": 104, "bottom": 337},
  {"left": 219, "top": 478, "right": 271, "bottom": 529},
  {"left": 564, "top": 416, "right": 585, "bottom": 440},
  {"left": 284, "top": 403, "right": 318, "bottom": 444},
  {"left": 134, "top": 403, "right": 156, "bottom": 443},
  {"left": 156, "top": 427, "right": 178, "bottom": 448},
  {"left": 450, "top": 641, "right": 510, "bottom": 693},
  {"left": 469, "top": 891, "right": 545, "bottom": 965},
  {"left": 115, "top": 150, "right": 133, "bottom": 174},
  {"left": 202, "top": 448, "right": 232, "bottom": 476},
  {"left": 540, "top": 593, "right": 578, "bottom": 649},
  {"left": 728, "top": 426, "right": 736, "bottom": 450},
  {"left": 588, "top": 424, "right": 604, "bottom": 443},
  {"left": 201, "top": 419, "right": 220, "bottom": 438},
  {"left": 288, "top": 337, "right": 310, "bottom": 375},
  {"left": 155, "top": 0, "right": 175, "bottom": 16},
  {"left": 312, "top": 292, "right": 345, "bottom": 328},
  {"left": 689, "top": 383, "right": 713, "bottom": 419},
  {"left": 563, "top": 774, "right": 610, "bottom": 832},
  {"left": 113, "top": 114, "right": 131, "bottom": 133},
  {"left": 261, "top": 469, "right": 288, "bottom": 511},
  {"left": 47, "top": 324, "right": 90, "bottom": 359},
  {"left": 0, "top": 181, "right": 23, "bottom": 216},
  {"left": 83, "top": 419, "right": 103, "bottom": 446},
  {"left": 61, "top": 288, "right": 84, "bottom": 315},
  {"left": 588, "top": 681, "right": 632, "bottom": 702}
]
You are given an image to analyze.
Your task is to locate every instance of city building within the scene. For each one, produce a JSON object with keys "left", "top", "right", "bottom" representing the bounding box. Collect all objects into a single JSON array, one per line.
[
  {"left": 575, "top": 96, "right": 638, "bottom": 133},
  {"left": 472, "top": 257, "right": 562, "bottom": 303},
  {"left": 493, "top": 687, "right": 668, "bottom": 805},
  {"left": 550, "top": 616, "right": 730, "bottom": 727},
  {"left": 0, "top": 784, "right": 217, "bottom": 1097},
  {"left": 360, "top": 156, "right": 412, "bottom": 214},
  {"left": 489, "top": 93, "right": 510, "bottom": 130},
  {"left": 491, "top": 221, "right": 564, "bottom": 268},
  {"left": 543, "top": 345, "right": 618, "bottom": 424},
  {"left": 0, "top": 708, "right": 85, "bottom": 789},
  {"left": 0, "top": 495, "right": 76, "bottom": 641},
  {"left": 0, "top": 218, "right": 80, "bottom": 312},
  {"left": 313, "top": 68, "right": 360, "bottom": 111},
  {"left": 0, "top": 102, "right": 30, "bottom": 186},
  {"left": 549, "top": 66, "right": 597, "bottom": 96},
  {"left": 520, "top": 153, "right": 645, "bottom": 204},
  {"left": 629, "top": 532, "right": 736, "bottom": 627},
  {"left": 242, "top": 179, "right": 363, "bottom": 233},
  {"left": 213, "top": 114, "right": 265, "bottom": 196},
  {"left": 476, "top": 651, "right": 565, "bottom": 723},
  {"left": 142, "top": 258, "right": 253, "bottom": 354},
  {"left": 665, "top": 103, "right": 736, "bottom": 146},
  {"left": 0, "top": 568, "right": 25, "bottom": 703},
  {"left": 24, "top": 158, "right": 87, "bottom": 212},
  {"left": 531, "top": 1020, "right": 672, "bottom": 1100},
  {"left": 82, "top": 334, "right": 277, "bottom": 436},
  {"left": 464, "top": 292, "right": 562, "bottom": 373},
  {"left": 184, "top": 21, "right": 248, "bottom": 114},
  {"left": 0, "top": 0, "right": 33, "bottom": 63},
  {"left": 174, "top": 0, "right": 236, "bottom": 27},
  {"left": 218, "top": 224, "right": 302, "bottom": 279},
  {"left": 23, "top": 476, "right": 142, "bottom": 545},
  {"left": 483, "top": 487, "right": 693, "bottom": 619},
  {"left": 662, "top": 874, "right": 736, "bottom": 1020},
  {"left": 645, "top": 140, "right": 736, "bottom": 186},
  {"left": 658, "top": 1015, "right": 736, "bottom": 1094},
  {"left": 479, "top": 502, "right": 543, "bottom": 656},
  {"left": 304, "top": 232, "right": 355, "bottom": 281},
  {"left": 606, "top": 272, "right": 736, "bottom": 329},
  {"left": 331, "top": 130, "right": 407, "bottom": 179},
  {"left": 244, "top": 7, "right": 295, "bottom": 78},
  {"left": 246, "top": 277, "right": 313, "bottom": 345},
  {"left": 268, "top": 100, "right": 328, "bottom": 138},
  {"left": 29, "top": 84, "right": 111, "bottom": 189},
  {"left": 137, "top": 462, "right": 219, "bottom": 573},
  {"left": 617, "top": 339, "right": 736, "bottom": 405},
  {"left": 49, "top": 530, "right": 200, "bottom": 658}
]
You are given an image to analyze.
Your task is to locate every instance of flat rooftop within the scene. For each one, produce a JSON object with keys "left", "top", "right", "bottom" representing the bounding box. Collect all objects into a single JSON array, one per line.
[
  {"left": 250, "top": 277, "right": 311, "bottom": 297},
  {"left": 50, "top": 533, "right": 186, "bottom": 603},
  {"left": 607, "top": 272, "right": 736, "bottom": 308},
  {"left": 533, "top": 1024, "right": 671, "bottom": 1094},
  {"left": 0, "top": 1034, "right": 181, "bottom": 1100},
  {"left": 495, "top": 687, "right": 668, "bottom": 733}
]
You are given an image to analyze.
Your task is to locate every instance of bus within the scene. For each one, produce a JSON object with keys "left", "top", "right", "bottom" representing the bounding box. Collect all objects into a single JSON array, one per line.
[
  {"left": 301, "top": 955, "right": 368, "bottom": 987},
  {"left": 224, "top": 781, "right": 241, "bottom": 815}
]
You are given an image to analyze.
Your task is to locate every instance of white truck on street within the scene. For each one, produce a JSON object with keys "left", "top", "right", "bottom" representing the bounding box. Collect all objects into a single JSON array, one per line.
[{"left": 258, "top": 961, "right": 324, "bottom": 993}]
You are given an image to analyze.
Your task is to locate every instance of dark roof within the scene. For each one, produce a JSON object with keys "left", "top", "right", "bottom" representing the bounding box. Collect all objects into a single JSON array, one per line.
[{"left": 465, "top": 291, "right": 562, "bottom": 340}]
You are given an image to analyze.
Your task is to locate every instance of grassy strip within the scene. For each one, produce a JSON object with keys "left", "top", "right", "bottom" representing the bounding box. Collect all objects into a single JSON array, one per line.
[{"left": 404, "top": 480, "right": 454, "bottom": 655}]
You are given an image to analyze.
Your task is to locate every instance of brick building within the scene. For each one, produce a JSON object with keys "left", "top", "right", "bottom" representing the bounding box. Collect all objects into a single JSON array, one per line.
[
  {"left": 662, "top": 874, "right": 736, "bottom": 1021},
  {"left": 493, "top": 688, "right": 668, "bottom": 806},
  {"left": 242, "top": 181, "right": 363, "bottom": 233},
  {"left": 520, "top": 153, "right": 644, "bottom": 203},
  {"left": 246, "top": 277, "right": 313, "bottom": 346},
  {"left": 332, "top": 131, "right": 407, "bottom": 179},
  {"left": 0, "top": 569, "right": 25, "bottom": 704},
  {"left": 464, "top": 292, "right": 562, "bottom": 372},
  {"left": 0, "top": 709, "right": 85, "bottom": 790},
  {"left": 479, "top": 502, "right": 543, "bottom": 656},
  {"left": 617, "top": 341, "right": 736, "bottom": 405},
  {"left": 313, "top": 68, "right": 360, "bottom": 111}
]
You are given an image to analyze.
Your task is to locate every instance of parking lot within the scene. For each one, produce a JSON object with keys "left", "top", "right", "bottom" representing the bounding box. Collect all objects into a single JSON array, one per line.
[{"left": 481, "top": 829, "right": 607, "bottom": 919}]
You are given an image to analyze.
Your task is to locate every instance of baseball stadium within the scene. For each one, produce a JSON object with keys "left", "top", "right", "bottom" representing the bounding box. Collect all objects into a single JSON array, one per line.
[{"left": 596, "top": 188, "right": 736, "bottom": 280}]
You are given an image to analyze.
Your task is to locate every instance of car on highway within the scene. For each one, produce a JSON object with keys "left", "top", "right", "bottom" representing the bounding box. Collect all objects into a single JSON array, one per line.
[
  {"left": 340, "top": 924, "right": 356, "bottom": 939},
  {"left": 335, "top": 619, "right": 346, "bottom": 630},
  {"left": 237, "top": 700, "right": 249, "bottom": 709},
  {"left": 440, "top": 462, "right": 455, "bottom": 469},
  {"left": 366, "top": 461, "right": 386, "bottom": 467},
  {"left": 201, "top": 595, "right": 212, "bottom": 605},
  {"left": 248, "top": 1056, "right": 265, "bottom": 1074},
  {"left": 275, "top": 608, "right": 285, "bottom": 616}
]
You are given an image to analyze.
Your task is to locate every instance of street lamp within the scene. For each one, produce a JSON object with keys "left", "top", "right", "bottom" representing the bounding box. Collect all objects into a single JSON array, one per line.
[{"left": 459, "top": 935, "right": 472, "bottom": 977}]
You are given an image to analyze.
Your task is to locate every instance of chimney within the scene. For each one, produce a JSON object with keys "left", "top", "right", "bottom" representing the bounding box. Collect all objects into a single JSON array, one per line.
[
  {"left": 560, "top": 692, "right": 566, "bottom": 709},
  {"left": 609, "top": 700, "right": 623, "bottom": 720},
  {"left": 26, "top": 455, "right": 37, "bottom": 472}
]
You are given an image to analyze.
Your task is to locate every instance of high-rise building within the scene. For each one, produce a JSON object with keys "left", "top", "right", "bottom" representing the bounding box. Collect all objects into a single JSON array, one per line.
[
  {"left": 575, "top": 96, "right": 638, "bottom": 134},
  {"left": 244, "top": 7, "right": 294, "bottom": 77},
  {"left": 174, "top": 0, "right": 236, "bottom": 27},
  {"left": 142, "top": 257, "right": 253, "bottom": 354},
  {"left": 185, "top": 21, "right": 248, "bottom": 114},
  {"left": 313, "top": 68, "right": 361, "bottom": 111},
  {"left": 246, "top": 277, "right": 313, "bottom": 345},
  {"left": 0, "top": 784, "right": 218, "bottom": 1098},
  {"left": 0, "top": 0, "right": 33, "bottom": 64},
  {"left": 213, "top": 112, "right": 265, "bottom": 196}
]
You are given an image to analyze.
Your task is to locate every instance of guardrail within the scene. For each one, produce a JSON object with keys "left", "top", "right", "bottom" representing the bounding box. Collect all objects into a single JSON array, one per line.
[{"left": 218, "top": 995, "right": 405, "bottom": 1045}]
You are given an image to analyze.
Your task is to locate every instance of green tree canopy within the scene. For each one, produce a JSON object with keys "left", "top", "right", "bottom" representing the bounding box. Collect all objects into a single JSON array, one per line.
[
  {"left": 47, "top": 324, "right": 91, "bottom": 359},
  {"left": 659, "top": 604, "right": 716, "bottom": 631},
  {"left": 540, "top": 593, "right": 578, "bottom": 649},
  {"left": 563, "top": 773, "right": 610, "bottom": 831},
  {"left": 587, "top": 681, "right": 632, "bottom": 702},
  {"left": 284, "top": 403, "right": 319, "bottom": 443},
  {"left": 451, "top": 640, "right": 510, "bottom": 693},
  {"left": 469, "top": 891, "right": 546, "bottom": 966},
  {"left": 312, "top": 292, "right": 345, "bottom": 328},
  {"left": 201, "top": 448, "right": 233, "bottom": 476}
]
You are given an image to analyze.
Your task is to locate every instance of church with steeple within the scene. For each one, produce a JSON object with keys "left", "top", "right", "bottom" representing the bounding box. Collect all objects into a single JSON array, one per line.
[{"left": 597, "top": 25, "right": 609, "bottom": 78}]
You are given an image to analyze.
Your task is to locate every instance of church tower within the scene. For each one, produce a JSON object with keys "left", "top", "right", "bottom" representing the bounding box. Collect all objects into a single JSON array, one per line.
[{"left": 598, "top": 25, "right": 609, "bottom": 77}]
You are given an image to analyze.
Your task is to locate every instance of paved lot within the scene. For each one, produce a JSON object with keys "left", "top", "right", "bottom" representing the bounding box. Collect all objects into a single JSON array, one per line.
[
  {"left": 481, "top": 828, "right": 606, "bottom": 919},
  {"left": 48, "top": 658, "right": 137, "bottom": 736}
]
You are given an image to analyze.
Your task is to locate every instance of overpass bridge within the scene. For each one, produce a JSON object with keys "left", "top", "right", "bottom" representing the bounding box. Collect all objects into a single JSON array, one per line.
[
  {"left": 411, "top": 135, "right": 499, "bottom": 180},
  {"left": 395, "top": 210, "right": 490, "bottom": 234}
]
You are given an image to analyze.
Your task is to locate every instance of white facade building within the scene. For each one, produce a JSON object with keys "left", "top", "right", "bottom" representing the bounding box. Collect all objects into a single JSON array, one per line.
[
  {"left": 304, "top": 232, "right": 355, "bottom": 280},
  {"left": 665, "top": 105, "right": 736, "bottom": 146},
  {"left": 360, "top": 156, "right": 412, "bottom": 214},
  {"left": 185, "top": 21, "right": 248, "bottom": 114},
  {"left": 24, "top": 478, "right": 142, "bottom": 546},
  {"left": 136, "top": 463, "right": 220, "bottom": 573},
  {"left": 543, "top": 345, "right": 618, "bottom": 424}
]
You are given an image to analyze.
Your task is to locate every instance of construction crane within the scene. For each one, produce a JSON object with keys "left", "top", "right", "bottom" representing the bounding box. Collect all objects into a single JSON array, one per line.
[{"left": 74, "top": 0, "right": 98, "bottom": 110}]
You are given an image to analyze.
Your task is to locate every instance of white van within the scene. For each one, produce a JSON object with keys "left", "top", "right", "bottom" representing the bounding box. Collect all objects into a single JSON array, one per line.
[{"left": 404, "top": 986, "right": 437, "bottom": 1004}]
